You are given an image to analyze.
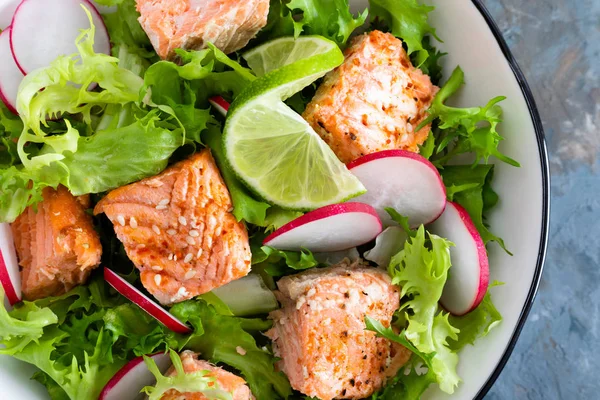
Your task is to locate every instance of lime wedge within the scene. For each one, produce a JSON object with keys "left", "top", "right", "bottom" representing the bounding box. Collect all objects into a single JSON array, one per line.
[
  {"left": 243, "top": 36, "right": 339, "bottom": 76},
  {"left": 224, "top": 36, "right": 365, "bottom": 210}
]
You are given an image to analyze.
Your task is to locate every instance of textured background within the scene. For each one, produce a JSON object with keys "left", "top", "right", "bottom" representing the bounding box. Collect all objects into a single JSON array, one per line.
[{"left": 481, "top": 0, "right": 600, "bottom": 399}]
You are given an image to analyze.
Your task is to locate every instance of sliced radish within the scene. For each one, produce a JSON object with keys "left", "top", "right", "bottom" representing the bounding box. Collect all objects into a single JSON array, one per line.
[
  {"left": 428, "top": 202, "right": 489, "bottom": 315},
  {"left": 0, "top": 223, "right": 22, "bottom": 306},
  {"left": 0, "top": 0, "right": 20, "bottom": 30},
  {"left": 209, "top": 96, "right": 229, "bottom": 117},
  {"left": 263, "top": 203, "right": 382, "bottom": 252},
  {"left": 0, "top": 27, "right": 24, "bottom": 114},
  {"left": 347, "top": 150, "right": 446, "bottom": 228},
  {"left": 104, "top": 268, "right": 191, "bottom": 334},
  {"left": 10, "top": 0, "right": 110, "bottom": 74},
  {"left": 364, "top": 226, "right": 408, "bottom": 267},
  {"left": 99, "top": 352, "right": 171, "bottom": 400}
]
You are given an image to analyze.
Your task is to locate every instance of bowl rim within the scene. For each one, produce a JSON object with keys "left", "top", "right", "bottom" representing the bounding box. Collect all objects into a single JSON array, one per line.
[{"left": 469, "top": 1, "right": 550, "bottom": 398}]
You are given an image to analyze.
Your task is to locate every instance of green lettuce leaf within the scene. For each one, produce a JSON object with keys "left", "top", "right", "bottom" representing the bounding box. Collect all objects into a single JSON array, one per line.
[
  {"left": 448, "top": 285, "right": 503, "bottom": 351},
  {"left": 257, "top": 0, "right": 366, "bottom": 46},
  {"left": 287, "top": 0, "right": 367, "bottom": 45},
  {"left": 252, "top": 245, "right": 320, "bottom": 277},
  {"left": 440, "top": 164, "right": 510, "bottom": 253},
  {"left": 143, "top": 350, "right": 232, "bottom": 400},
  {"left": 0, "top": 277, "right": 173, "bottom": 400},
  {"left": 388, "top": 226, "right": 460, "bottom": 394},
  {"left": 368, "top": 0, "right": 438, "bottom": 60},
  {"left": 170, "top": 300, "right": 292, "bottom": 399},
  {"left": 421, "top": 67, "right": 520, "bottom": 167},
  {"left": 62, "top": 111, "right": 182, "bottom": 195},
  {"left": 371, "top": 355, "right": 436, "bottom": 400}
]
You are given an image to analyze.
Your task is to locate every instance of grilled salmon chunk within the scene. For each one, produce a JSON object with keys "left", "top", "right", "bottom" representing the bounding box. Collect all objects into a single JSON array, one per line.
[
  {"left": 136, "top": 0, "right": 270, "bottom": 59},
  {"left": 94, "top": 150, "right": 251, "bottom": 305},
  {"left": 303, "top": 30, "right": 439, "bottom": 164},
  {"left": 11, "top": 186, "right": 102, "bottom": 300},
  {"left": 267, "top": 260, "right": 411, "bottom": 400},
  {"left": 162, "top": 350, "right": 253, "bottom": 400}
]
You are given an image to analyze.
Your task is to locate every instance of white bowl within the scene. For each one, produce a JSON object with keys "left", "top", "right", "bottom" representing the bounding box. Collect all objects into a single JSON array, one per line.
[{"left": 0, "top": 0, "right": 549, "bottom": 398}]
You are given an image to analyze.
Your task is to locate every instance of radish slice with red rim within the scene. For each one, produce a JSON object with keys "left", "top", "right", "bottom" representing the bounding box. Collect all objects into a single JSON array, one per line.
[
  {"left": 10, "top": 0, "right": 110, "bottom": 74},
  {"left": 209, "top": 96, "right": 230, "bottom": 117},
  {"left": 347, "top": 150, "right": 447, "bottom": 228},
  {"left": 104, "top": 268, "right": 192, "bottom": 334},
  {"left": 0, "top": 223, "right": 22, "bottom": 306},
  {"left": 0, "top": 0, "right": 20, "bottom": 30},
  {"left": 0, "top": 27, "right": 24, "bottom": 114},
  {"left": 428, "top": 202, "right": 490, "bottom": 315},
  {"left": 263, "top": 203, "right": 382, "bottom": 252},
  {"left": 99, "top": 352, "right": 171, "bottom": 400}
]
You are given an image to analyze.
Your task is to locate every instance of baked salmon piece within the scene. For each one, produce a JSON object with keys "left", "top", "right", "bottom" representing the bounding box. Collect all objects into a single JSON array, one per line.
[
  {"left": 162, "top": 350, "right": 253, "bottom": 400},
  {"left": 267, "top": 260, "right": 411, "bottom": 400},
  {"left": 11, "top": 186, "right": 102, "bottom": 300},
  {"left": 303, "top": 30, "right": 439, "bottom": 164},
  {"left": 136, "top": 0, "right": 270, "bottom": 59},
  {"left": 94, "top": 150, "right": 251, "bottom": 305}
]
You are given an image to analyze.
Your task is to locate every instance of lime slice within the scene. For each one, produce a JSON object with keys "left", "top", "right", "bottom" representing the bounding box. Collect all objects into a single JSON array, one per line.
[
  {"left": 243, "top": 36, "right": 339, "bottom": 76},
  {"left": 224, "top": 36, "right": 365, "bottom": 210}
]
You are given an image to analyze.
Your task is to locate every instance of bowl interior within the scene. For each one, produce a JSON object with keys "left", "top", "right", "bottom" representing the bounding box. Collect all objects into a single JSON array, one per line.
[{"left": 1, "top": 1, "right": 548, "bottom": 398}]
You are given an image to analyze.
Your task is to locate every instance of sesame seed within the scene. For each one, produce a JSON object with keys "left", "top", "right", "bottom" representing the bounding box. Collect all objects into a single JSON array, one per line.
[
  {"left": 407, "top": 123, "right": 414, "bottom": 133},
  {"left": 167, "top": 229, "right": 177, "bottom": 236},
  {"left": 154, "top": 274, "right": 162, "bottom": 285},
  {"left": 151, "top": 265, "right": 163, "bottom": 271},
  {"left": 227, "top": 207, "right": 234, "bottom": 213},
  {"left": 188, "top": 230, "right": 199, "bottom": 237},
  {"left": 168, "top": 253, "right": 174, "bottom": 261},
  {"left": 129, "top": 217, "right": 138, "bottom": 229},
  {"left": 184, "top": 253, "right": 193, "bottom": 263},
  {"left": 186, "top": 236, "right": 196, "bottom": 245},
  {"left": 178, "top": 216, "right": 187, "bottom": 226},
  {"left": 117, "top": 215, "right": 125, "bottom": 226},
  {"left": 53, "top": 212, "right": 61, "bottom": 216},
  {"left": 174, "top": 255, "right": 178, "bottom": 261},
  {"left": 177, "top": 287, "right": 188, "bottom": 297},
  {"left": 184, "top": 270, "right": 196, "bottom": 280},
  {"left": 155, "top": 205, "right": 167, "bottom": 210},
  {"left": 82, "top": 243, "right": 90, "bottom": 249},
  {"left": 190, "top": 220, "right": 198, "bottom": 228},
  {"left": 152, "top": 225, "right": 161, "bottom": 235},
  {"left": 196, "top": 248, "right": 203, "bottom": 258},
  {"left": 158, "top": 198, "right": 170, "bottom": 206},
  {"left": 236, "top": 346, "right": 247, "bottom": 356}
]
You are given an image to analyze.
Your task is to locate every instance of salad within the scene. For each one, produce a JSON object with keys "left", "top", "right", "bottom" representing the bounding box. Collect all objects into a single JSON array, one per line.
[{"left": 0, "top": 0, "right": 518, "bottom": 399}]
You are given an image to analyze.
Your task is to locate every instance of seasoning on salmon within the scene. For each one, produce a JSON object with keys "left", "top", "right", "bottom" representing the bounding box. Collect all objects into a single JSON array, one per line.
[
  {"left": 267, "top": 260, "right": 411, "bottom": 400},
  {"left": 94, "top": 150, "right": 251, "bottom": 305},
  {"left": 162, "top": 350, "right": 254, "bottom": 400},
  {"left": 10, "top": 186, "right": 102, "bottom": 301},
  {"left": 136, "top": 0, "right": 270, "bottom": 59},
  {"left": 303, "top": 30, "right": 439, "bottom": 164}
]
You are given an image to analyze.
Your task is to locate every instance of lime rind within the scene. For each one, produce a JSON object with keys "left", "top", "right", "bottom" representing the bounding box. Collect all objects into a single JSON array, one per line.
[
  {"left": 224, "top": 36, "right": 365, "bottom": 210},
  {"left": 243, "top": 36, "right": 338, "bottom": 77}
]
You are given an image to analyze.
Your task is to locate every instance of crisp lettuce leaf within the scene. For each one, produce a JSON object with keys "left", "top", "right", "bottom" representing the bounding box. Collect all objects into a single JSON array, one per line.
[
  {"left": 440, "top": 164, "right": 510, "bottom": 253},
  {"left": 252, "top": 245, "right": 320, "bottom": 277},
  {"left": 368, "top": 0, "right": 438, "bottom": 60},
  {"left": 0, "top": 277, "right": 172, "bottom": 400},
  {"left": 63, "top": 112, "right": 182, "bottom": 195},
  {"left": 101, "top": 0, "right": 157, "bottom": 60},
  {"left": 420, "top": 67, "right": 519, "bottom": 167},
  {"left": 388, "top": 226, "right": 460, "bottom": 393},
  {"left": 258, "top": 0, "right": 366, "bottom": 46},
  {"left": 371, "top": 356, "right": 437, "bottom": 400},
  {"left": 143, "top": 350, "right": 232, "bottom": 400},
  {"left": 449, "top": 286, "right": 503, "bottom": 351},
  {"left": 170, "top": 300, "right": 292, "bottom": 399},
  {"left": 287, "top": 0, "right": 367, "bottom": 45}
]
